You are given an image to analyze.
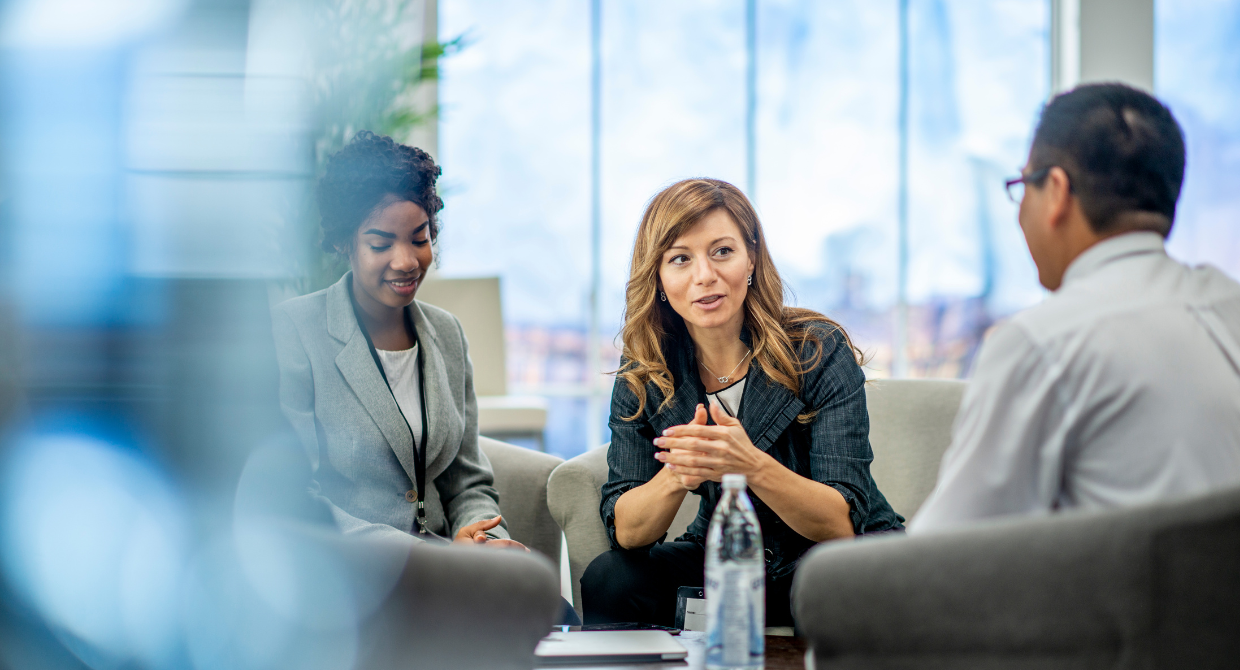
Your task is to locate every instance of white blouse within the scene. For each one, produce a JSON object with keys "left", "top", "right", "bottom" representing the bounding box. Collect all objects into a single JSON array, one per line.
[
  {"left": 376, "top": 344, "right": 423, "bottom": 443},
  {"left": 706, "top": 375, "right": 747, "bottom": 418}
]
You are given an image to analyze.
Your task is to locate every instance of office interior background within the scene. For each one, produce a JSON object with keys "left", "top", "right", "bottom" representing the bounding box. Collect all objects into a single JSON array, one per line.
[
  {"left": 432, "top": 0, "right": 1240, "bottom": 458},
  {"left": 0, "top": 0, "right": 1237, "bottom": 667},
  {"left": 4, "top": 0, "right": 1230, "bottom": 463}
]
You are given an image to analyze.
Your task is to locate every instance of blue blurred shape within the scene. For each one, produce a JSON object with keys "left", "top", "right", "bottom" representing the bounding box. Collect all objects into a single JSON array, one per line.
[
  {"left": 1, "top": 0, "right": 187, "bottom": 50},
  {"left": 3, "top": 48, "right": 129, "bottom": 326},
  {"left": 0, "top": 428, "right": 187, "bottom": 667}
]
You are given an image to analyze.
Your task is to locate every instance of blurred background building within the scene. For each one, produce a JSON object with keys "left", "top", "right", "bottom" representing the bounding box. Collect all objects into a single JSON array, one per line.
[{"left": 433, "top": 0, "right": 1240, "bottom": 458}]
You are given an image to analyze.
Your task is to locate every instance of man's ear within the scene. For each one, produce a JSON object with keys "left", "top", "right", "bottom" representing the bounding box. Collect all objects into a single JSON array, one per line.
[{"left": 1045, "top": 166, "right": 1074, "bottom": 230}]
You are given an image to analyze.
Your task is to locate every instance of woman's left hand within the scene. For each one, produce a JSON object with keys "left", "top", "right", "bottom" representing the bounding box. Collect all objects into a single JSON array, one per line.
[
  {"left": 654, "top": 401, "right": 772, "bottom": 483},
  {"left": 453, "top": 515, "right": 530, "bottom": 551}
]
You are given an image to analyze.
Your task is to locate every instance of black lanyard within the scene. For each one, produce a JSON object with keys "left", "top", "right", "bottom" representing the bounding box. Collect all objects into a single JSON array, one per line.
[{"left": 349, "top": 292, "right": 432, "bottom": 536}]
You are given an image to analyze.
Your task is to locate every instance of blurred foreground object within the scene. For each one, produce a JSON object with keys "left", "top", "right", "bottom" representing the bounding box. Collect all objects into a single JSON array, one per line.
[
  {"left": 794, "top": 484, "right": 1240, "bottom": 669},
  {"left": 0, "top": 0, "right": 558, "bottom": 667}
]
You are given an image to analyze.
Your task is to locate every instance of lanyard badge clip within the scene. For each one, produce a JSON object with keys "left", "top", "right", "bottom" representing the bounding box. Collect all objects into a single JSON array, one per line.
[{"left": 416, "top": 501, "right": 430, "bottom": 534}]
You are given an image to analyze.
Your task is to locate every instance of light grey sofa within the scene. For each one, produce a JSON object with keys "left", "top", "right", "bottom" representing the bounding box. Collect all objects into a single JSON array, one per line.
[
  {"left": 793, "top": 483, "right": 1240, "bottom": 669},
  {"left": 227, "top": 437, "right": 563, "bottom": 670},
  {"left": 479, "top": 436, "right": 563, "bottom": 565},
  {"left": 258, "top": 521, "right": 562, "bottom": 670},
  {"left": 546, "top": 379, "right": 966, "bottom": 616}
]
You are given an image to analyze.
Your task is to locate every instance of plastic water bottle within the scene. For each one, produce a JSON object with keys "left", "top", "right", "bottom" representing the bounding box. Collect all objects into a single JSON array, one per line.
[{"left": 705, "top": 474, "right": 764, "bottom": 670}]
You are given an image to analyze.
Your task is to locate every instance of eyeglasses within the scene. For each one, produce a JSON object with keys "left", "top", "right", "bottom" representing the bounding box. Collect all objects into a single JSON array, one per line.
[{"left": 1004, "top": 167, "right": 1051, "bottom": 203}]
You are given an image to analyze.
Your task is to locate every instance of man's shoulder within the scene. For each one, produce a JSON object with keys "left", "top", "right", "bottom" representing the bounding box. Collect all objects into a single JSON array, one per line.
[
  {"left": 1014, "top": 253, "right": 1240, "bottom": 345},
  {"left": 1180, "top": 262, "right": 1240, "bottom": 307}
]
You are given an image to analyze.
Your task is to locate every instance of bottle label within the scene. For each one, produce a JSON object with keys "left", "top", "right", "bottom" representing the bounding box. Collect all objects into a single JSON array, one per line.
[{"left": 705, "top": 564, "right": 764, "bottom": 669}]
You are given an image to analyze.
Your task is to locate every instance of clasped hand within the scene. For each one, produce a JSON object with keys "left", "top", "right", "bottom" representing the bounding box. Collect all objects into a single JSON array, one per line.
[
  {"left": 453, "top": 515, "right": 528, "bottom": 551},
  {"left": 653, "top": 401, "right": 769, "bottom": 490}
]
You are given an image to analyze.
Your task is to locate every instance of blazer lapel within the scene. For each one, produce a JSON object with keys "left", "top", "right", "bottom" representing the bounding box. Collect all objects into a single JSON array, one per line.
[
  {"left": 410, "top": 300, "right": 450, "bottom": 473},
  {"left": 649, "top": 347, "right": 703, "bottom": 433},
  {"left": 327, "top": 274, "right": 420, "bottom": 482},
  {"left": 739, "top": 365, "right": 805, "bottom": 453},
  {"left": 654, "top": 330, "right": 805, "bottom": 450}
]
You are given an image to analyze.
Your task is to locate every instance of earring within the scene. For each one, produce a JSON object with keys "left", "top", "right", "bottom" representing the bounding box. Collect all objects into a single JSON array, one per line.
[
  {"left": 659, "top": 291, "right": 667, "bottom": 302},
  {"left": 747, "top": 275, "right": 752, "bottom": 286}
]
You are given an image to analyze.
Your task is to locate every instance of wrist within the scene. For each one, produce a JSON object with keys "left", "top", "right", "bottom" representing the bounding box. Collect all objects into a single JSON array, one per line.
[
  {"left": 747, "top": 452, "right": 780, "bottom": 490},
  {"left": 654, "top": 466, "right": 694, "bottom": 496},
  {"left": 658, "top": 464, "right": 689, "bottom": 494}
]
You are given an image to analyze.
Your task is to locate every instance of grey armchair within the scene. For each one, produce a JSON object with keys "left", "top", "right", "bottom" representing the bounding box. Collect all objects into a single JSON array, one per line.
[
  {"left": 546, "top": 379, "right": 965, "bottom": 617},
  {"left": 479, "top": 436, "right": 563, "bottom": 565},
  {"left": 793, "top": 483, "right": 1240, "bottom": 669},
  {"left": 546, "top": 444, "right": 700, "bottom": 617},
  {"left": 279, "top": 523, "right": 561, "bottom": 670}
]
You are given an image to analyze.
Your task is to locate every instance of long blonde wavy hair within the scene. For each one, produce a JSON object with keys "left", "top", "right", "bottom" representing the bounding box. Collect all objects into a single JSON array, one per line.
[{"left": 617, "top": 178, "right": 864, "bottom": 422}]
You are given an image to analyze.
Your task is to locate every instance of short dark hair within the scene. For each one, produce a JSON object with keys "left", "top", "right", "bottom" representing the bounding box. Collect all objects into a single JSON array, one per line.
[
  {"left": 1029, "top": 83, "right": 1185, "bottom": 237},
  {"left": 316, "top": 131, "right": 444, "bottom": 254}
]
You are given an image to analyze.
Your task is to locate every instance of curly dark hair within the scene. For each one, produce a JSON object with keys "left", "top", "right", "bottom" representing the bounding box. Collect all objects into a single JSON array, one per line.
[{"left": 316, "top": 130, "right": 444, "bottom": 255}]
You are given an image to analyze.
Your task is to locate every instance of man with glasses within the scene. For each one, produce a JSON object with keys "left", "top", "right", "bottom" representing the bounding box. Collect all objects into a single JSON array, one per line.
[{"left": 910, "top": 83, "right": 1240, "bottom": 534}]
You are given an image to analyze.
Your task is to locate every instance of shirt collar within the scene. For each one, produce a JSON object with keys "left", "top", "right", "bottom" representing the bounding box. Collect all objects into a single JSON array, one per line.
[{"left": 1060, "top": 231, "right": 1167, "bottom": 288}]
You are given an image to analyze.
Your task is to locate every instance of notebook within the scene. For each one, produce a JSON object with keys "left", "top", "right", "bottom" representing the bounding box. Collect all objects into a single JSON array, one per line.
[{"left": 534, "top": 630, "right": 688, "bottom": 665}]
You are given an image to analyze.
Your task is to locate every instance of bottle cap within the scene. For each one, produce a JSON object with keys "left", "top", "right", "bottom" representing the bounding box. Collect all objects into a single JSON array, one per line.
[{"left": 722, "top": 474, "right": 746, "bottom": 488}]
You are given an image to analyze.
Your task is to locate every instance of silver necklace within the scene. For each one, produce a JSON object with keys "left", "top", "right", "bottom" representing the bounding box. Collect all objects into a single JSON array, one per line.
[{"left": 699, "top": 348, "right": 752, "bottom": 384}]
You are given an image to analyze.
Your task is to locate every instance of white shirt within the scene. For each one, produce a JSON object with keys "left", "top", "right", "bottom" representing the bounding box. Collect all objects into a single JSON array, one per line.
[
  {"left": 910, "top": 232, "right": 1240, "bottom": 534},
  {"left": 706, "top": 376, "right": 746, "bottom": 418},
  {"left": 376, "top": 344, "right": 424, "bottom": 444}
]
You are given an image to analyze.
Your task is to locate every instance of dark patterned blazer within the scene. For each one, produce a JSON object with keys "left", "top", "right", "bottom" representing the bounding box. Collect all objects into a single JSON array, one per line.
[{"left": 601, "top": 322, "right": 903, "bottom": 579}]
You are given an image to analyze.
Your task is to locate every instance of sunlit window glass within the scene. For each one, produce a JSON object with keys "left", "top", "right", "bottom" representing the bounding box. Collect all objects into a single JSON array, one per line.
[{"left": 1156, "top": 0, "right": 1240, "bottom": 280}]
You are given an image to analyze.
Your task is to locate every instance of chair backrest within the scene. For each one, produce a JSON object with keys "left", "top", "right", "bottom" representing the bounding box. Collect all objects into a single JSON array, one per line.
[
  {"left": 416, "top": 277, "right": 507, "bottom": 397},
  {"left": 479, "top": 436, "right": 563, "bottom": 566},
  {"left": 546, "top": 445, "right": 698, "bottom": 615},
  {"left": 864, "top": 378, "right": 965, "bottom": 520},
  {"left": 548, "top": 378, "right": 966, "bottom": 612}
]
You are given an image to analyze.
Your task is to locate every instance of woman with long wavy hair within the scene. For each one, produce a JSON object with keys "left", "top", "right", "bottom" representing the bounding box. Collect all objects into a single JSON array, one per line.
[{"left": 581, "top": 178, "right": 903, "bottom": 627}]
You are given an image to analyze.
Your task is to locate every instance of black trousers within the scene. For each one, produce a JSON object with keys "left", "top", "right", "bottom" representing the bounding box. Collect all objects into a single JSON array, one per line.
[{"left": 580, "top": 541, "right": 795, "bottom": 627}]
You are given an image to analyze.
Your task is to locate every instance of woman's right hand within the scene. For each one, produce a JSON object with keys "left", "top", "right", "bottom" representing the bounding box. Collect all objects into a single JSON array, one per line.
[
  {"left": 660, "top": 403, "right": 710, "bottom": 490},
  {"left": 613, "top": 405, "right": 713, "bottom": 549},
  {"left": 453, "top": 515, "right": 529, "bottom": 551}
]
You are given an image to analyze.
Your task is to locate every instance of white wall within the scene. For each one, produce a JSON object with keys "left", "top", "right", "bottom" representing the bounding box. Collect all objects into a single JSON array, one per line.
[{"left": 1053, "top": 0, "right": 1154, "bottom": 93}]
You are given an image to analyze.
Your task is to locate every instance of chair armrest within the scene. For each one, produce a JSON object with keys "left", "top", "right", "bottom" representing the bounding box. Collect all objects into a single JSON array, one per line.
[
  {"left": 248, "top": 520, "right": 561, "bottom": 670},
  {"left": 547, "top": 445, "right": 610, "bottom": 615},
  {"left": 480, "top": 436, "right": 563, "bottom": 565},
  {"left": 362, "top": 538, "right": 561, "bottom": 669},
  {"left": 793, "top": 485, "right": 1240, "bottom": 668}
]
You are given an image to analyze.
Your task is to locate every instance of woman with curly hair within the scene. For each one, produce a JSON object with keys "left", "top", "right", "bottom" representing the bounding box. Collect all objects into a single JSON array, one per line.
[
  {"left": 272, "top": 131, "right": 522, "bottom": 549},
  {"left": 581, "top": 179, "right": 903, "bottom": 627}
]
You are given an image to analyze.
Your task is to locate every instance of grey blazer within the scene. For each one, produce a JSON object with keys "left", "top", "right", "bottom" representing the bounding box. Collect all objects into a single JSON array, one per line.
[{"left": 272, "top": 272, "right": 508, "bottom": 544}]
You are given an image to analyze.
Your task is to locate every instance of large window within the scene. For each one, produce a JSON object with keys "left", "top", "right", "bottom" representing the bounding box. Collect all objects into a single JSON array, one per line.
[
  {"left": 1156, "top": 0, "right": 1240, "bottom": 281},
  {"left": 440, "top": 0, "right": 1049, "bottom": 458}
]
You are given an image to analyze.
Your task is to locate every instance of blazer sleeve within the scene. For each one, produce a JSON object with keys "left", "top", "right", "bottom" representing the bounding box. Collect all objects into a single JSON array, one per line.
[
  {"left": 431, "top": 314, "right": 509, "bottom": 540},
  {"left": 271, "top": 304, "right": 426, "bottom": 545},
  {"left": 803, "top": 326, "right": 889, "bottom": 533},
  {"left": 599, "top": 373, "right": 663, "bottom": 550}
]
